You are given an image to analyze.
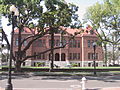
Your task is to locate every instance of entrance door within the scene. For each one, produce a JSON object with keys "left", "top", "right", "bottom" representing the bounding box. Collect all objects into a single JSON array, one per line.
[
  {"left": 61, "top": 53, "right": 66, "bottom": 61},
  {"left": 55, "top": 53, "right": 59, "bottom": 61}
]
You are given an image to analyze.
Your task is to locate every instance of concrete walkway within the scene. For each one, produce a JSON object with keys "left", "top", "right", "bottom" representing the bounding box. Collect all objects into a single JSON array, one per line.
[
  {"left": 1, "top": 87, "right": 120, "bottom": 90},
  {"left": 1, "top": 72, "right": 120, "bottom": 90},
  {"left": 99, "top": 87, "right": 120, "bottom": 90}
]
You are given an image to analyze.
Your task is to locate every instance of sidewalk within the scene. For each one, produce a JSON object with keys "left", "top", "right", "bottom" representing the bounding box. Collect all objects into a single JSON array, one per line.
[
  {"left": 99, "top": 87, "right": 120, "bottom": 90},
  {"left": 1, "top": 72, "right": 120, "bottom": 90},
  {"left": 1, "top": 87, "right": 120, "bottom": 90},
  {"left": 1, "top": 71, "right": 120, "bottom": 76}
]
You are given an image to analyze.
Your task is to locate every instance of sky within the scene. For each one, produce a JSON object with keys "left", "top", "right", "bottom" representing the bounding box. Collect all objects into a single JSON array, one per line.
[
  {"left": 65, "top": 0, "right": 103, "bottom": 20},
  {"left": 1, "top": 0, "right": 103, "bottom": 41}
]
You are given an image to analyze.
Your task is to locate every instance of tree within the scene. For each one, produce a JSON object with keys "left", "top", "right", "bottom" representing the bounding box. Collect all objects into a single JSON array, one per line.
[
  {"left": 0, "top": 0, "right": 81, "bottom": 71},
  {"left": 85, "top": 0, "right": 120, "bottom": 65}
]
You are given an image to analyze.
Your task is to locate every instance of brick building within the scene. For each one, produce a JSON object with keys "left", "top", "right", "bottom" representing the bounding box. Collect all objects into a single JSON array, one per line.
[{"left": 13, "top": 26, "right": 104, "bottom": 67}]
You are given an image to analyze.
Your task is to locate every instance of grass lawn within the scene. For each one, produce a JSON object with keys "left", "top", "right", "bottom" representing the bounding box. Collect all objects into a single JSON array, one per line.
[
  {"left": 22, "top": 66, "right": 49, "bottom": 68},
  {"left": 62, "top": 66, "right": 120, "bottom": 69},
  {"left": 2, "top": 65, "right": 120, "bottom": 69}
]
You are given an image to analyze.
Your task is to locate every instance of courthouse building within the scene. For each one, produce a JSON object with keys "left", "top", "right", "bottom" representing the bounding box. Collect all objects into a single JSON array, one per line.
[{"left": 13, "top": 26, "right": 104, "bottom": 67}]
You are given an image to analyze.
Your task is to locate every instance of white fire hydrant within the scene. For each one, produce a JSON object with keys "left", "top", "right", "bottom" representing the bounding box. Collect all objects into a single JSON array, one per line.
[{"left": 81, "top": 77, "right": 87, "bottom": 90}]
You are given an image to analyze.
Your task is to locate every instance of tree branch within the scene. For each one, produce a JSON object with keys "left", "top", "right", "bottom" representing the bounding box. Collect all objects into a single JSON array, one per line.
[
  {"left": 22, "top": 44, "right": 67, "bottom": 62},
  {"left": 22, "top": 29, "right": 49, "bottom": 53},
  {"left": 1, "top": 29, "right": 16, "bottom": 61}
]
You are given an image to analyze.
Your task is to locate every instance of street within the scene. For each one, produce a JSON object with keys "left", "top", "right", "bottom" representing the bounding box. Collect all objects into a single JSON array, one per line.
[{"left": 1, "top": 73, "right": 120, "bottom": 89}]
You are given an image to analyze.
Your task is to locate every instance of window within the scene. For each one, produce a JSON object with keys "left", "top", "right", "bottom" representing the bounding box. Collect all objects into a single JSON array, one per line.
[
  {"left": 92, "top": 53, "right": 94, "bottom": 59},
  {"left": 77, "top": 40, "right": 80, "bottom": 48},
  {"left": 78, "top": 53, "right": 80, "bottom": 59},
  {"left": 23, "top": 41, "right": 27, "bottom": 46},
  {"left": 69, "top": 40, "right": 72, "bottom": 47},
  {"left": 96, "top": 53, "right": 98, "bottom": 59},
  {"left": 88, "top": 53, "right": 90, "bottom": 59},
  {"left": 69, "top": 40, "right": 77, "bottom": 48},
  {"left": 22, "top": 38, "right": 27, "bottom": 46},
  {"left": 73, "top": 53, "right": 75, "bottom": 60},
  {"left": 69, "top": 53, "right": 72, "bottom": 60},
  {"left": 88, "top": 63, "right": 91, "bottom": 67},
  {"left": 15, "top": 38, "right": 18, "bottom": 46},
  {"left": 49, "top": 39, "right": 55, "bottom": 46},
  {"left": 56, "top": 40, "right": 60, "bottom": 46},
  {"left": 73, "top": 53, "right": 77, "bottom": 60},
  {"left": 73, "top": 40, "right": 77, "bottom": 47},
  {"left": 69, "top": 53, "right": 80, "bottom": 60},
  {"left": 63, "top": 39, "right": 67, "bottom": 46},
  {"left": 91, "top": 40, "right": 94, "bottom": 46},
  {"left": 88, "top": 40, "right": 90, "bottom": 48},
  {"left": 88, "top": 53, "right": 98, "bottom": 60}
]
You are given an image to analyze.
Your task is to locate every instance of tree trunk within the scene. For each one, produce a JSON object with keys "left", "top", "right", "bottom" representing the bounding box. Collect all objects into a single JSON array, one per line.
[
  {"left": 112, "top": 44, "right": 115, "bottom": 65},
  {"left": 50, "top": 27, "right": 54, "bottom": 71},
  {"left": 15, "top": 61, "right": 22, "bottom": 72},
  {"left": 104, "top": 44, "right": 107, "bottom": 66}
]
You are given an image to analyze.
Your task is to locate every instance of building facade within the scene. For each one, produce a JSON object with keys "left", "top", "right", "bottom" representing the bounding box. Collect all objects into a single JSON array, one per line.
[{"left": 13, "top": 26, "right": 104, "bottom": 67}]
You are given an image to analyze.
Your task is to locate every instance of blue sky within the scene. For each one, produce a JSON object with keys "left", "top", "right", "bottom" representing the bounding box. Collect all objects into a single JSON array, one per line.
[
  {"left": 65, "top": 0, "right": 103, "bottom": 5},
  {"left": 65, "top": 0, "right": 103, "bottom": 20},
  {"left": 1, "top": 0, "right": 103, "bottom": 41}
]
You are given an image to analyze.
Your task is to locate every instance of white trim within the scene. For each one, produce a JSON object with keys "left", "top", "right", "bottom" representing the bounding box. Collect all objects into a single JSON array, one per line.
[{"left": 81, "top": 37, "right": 84, "bottom": 67}]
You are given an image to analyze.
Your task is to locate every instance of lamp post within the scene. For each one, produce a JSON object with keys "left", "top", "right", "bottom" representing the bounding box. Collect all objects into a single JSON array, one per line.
[
  {"left": 5, "top": 5, "right": 19, "bottom": 90},
  {"left": 0, "top": 44, "right": 3, "bottom": 68},
  {"left": 93, "top": 42, "right": 97, "bottom": 76},
  {"left": 0, "top": 23, "right": 2, "bottom": 67}
]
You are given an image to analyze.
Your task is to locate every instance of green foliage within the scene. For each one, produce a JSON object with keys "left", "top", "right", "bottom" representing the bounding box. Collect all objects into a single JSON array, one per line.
[
  {"left": 0, "top": 0, "right": 80, "bottom": 71},
  {"left": 36, "top": 62, "right": 45, "bottom": 67},
  {"left": 85, "top": 0, "right": 120, "bottom": 45},
  {"left": 71, "top": 63, "right": 78, "bottom": 67},
  {"left": 86, "top": 0, "right": 120, "bottom": 30},
  {"left": 85, "top": 0, "right": 120, "bottom": 65},
  {"left": 0, "top": 0, "right": 80, "bottom": 29}
]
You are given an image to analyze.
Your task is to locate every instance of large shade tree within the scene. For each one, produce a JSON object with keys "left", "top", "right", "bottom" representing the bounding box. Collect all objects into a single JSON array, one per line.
[
  {"left": 0, "top": 0, "right": 81, "bottom": 71},
  {"left": 85, "top": 0, "right": 120, "bottom": 65}
]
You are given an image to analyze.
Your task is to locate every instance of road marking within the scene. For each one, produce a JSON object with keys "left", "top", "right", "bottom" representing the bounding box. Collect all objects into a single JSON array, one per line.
[{"left": 70, "top": 85, "right": 81, "bottom": 88}]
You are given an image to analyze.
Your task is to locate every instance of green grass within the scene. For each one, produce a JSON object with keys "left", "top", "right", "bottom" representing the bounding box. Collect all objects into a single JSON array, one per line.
[
  {"left": 96, "top": 67, "right": 120, "bottom": 69},
  {"left": 62, "top": 66, "right": 120, "bottom": 69},
  {"left": 2, "top": 65, "right": 120, "bottom": 69},
  {"left": 22, "top": 66, "right": 49, "bottom": 68}
]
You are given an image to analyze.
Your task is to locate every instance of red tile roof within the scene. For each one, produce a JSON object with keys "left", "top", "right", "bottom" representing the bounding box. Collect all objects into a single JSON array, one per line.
[{"left": 14, "top": 26, "right": 97, "bottom": 36}]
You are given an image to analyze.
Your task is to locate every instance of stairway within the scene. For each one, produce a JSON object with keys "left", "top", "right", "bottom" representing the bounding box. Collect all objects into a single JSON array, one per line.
[{"left": 45, "top": 61, "right": 71, "bottom": 68}]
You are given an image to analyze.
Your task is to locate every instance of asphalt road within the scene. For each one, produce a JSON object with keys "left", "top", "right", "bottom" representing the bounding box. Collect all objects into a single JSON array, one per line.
[{"left": 1, "top": 74, "right": 120, "bottom": 89}]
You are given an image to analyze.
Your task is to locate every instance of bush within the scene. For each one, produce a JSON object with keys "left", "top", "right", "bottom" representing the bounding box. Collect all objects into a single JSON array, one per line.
[
  {"left": 109, "top": 64, "right": 120, "bottom": 67},
  {"left": 36, "top": 62, "right": 45, "bottom": 67},
  {"left": 71, "top": 63, "right": 78, "bottom": 67}
]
